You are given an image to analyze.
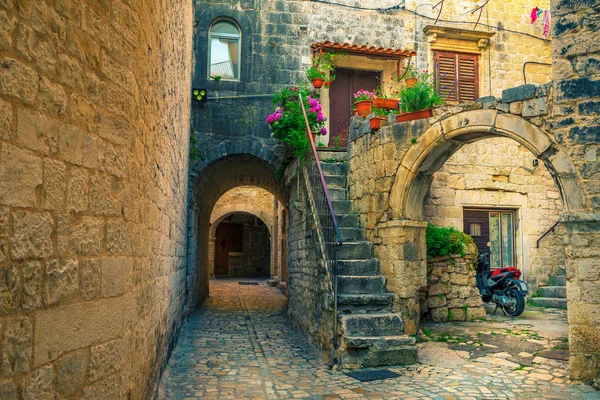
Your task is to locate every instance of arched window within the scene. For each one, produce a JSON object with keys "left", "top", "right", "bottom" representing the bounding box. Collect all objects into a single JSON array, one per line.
[{"left": 209, "top": 20, "right": 241, "bottom": 81}]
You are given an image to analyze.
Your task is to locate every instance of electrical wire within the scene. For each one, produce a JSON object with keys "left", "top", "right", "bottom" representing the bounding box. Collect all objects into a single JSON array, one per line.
[{"left": 309, "top": 0, "right": 550, "bottom": 42}]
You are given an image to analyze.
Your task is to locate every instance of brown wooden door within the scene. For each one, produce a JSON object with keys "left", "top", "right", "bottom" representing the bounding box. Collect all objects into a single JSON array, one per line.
[
  {"left": 463, "top": 209, "right": 490, "bottom": 256},
  {"left": 329, "top": 68, "right": 380, "bottom": 147},
  {"left": 464, "top": 208, "right": 516, "bottom": 269},
  {"left": 214, "top": 223, "right": 243, "bottom": 276}
]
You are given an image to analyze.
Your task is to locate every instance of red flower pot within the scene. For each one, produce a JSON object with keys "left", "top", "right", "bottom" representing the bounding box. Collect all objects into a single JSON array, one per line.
[
  {"left": 396, "top": 108, "right": 433, "bottom": 123},
  {"left": 405, "top": 77, "right": 418, "bottom": 88},
  {"left": 374, "top": 98, "right": 399, "bottom": 110},
  {"left": 354, "top": 100, "right": 373, "bottom": 118},
  {"left": 370, "top": 117, "right": 385, "bottom": 131},
  {"left": 312, "top": 78, "right": 324, "bottom": 89}
]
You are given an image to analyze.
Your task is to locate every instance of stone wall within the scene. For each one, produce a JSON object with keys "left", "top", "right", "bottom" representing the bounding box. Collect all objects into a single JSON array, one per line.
[
  {"left": 549, "top": 0, "right": 600, "bottom": 384},
  {"left": 190, "top": 0, "right": 552, "bottom": 154},
  {"left": 0, "top": 0, "right": 192, "bottom": 398},
  {"left": 285, "top": 164, "right": 335, "bottom": 352},
  {"left": 420, "top": 253, "right": 485, "bottom": 322},
  {"left": 424, "top": 137, "right": 564, "bottom": 289},
  {"left": 240, "top": 221, "right": 271, "bottom": 277}
]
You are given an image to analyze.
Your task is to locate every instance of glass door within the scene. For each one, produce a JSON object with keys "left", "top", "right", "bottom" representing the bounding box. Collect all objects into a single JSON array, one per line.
[{"left": 488, "top": 211, "right": 515, "bottom": 268}]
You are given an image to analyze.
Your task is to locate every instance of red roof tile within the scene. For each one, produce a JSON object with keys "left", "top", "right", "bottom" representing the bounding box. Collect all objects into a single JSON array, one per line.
[{"left": 310, "top": 41, "right": 416, "bottom": 59}]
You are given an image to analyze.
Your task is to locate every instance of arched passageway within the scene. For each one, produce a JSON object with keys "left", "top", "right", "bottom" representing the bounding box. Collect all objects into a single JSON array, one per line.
[{"left": 187, "top": 154, "right": 289, "bottom": 305}]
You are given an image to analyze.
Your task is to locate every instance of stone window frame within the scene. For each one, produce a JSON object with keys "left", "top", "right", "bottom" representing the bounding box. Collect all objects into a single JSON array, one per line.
[
  {"left": 194, "top": 6, "right": 253, "bottom": 91},
  {"left": 424, "top": 25, "right": 495, "bottom": 101}
]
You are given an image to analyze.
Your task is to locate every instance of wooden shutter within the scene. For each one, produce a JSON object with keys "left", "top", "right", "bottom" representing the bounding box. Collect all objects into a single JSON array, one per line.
[
  {"left": 457, "top": 53, "right": 479, "bottom": 102},
  {"left": 434, "top": 52, "right": 457, "bottom": 102},
  {"left": 434, "top": 51, "right": 479, "bottom": 103}
]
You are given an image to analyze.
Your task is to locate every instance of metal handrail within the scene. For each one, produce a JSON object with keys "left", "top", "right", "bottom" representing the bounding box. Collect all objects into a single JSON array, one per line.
[{"left": 299, "top": 94, "right": 343, "bottom": 364}]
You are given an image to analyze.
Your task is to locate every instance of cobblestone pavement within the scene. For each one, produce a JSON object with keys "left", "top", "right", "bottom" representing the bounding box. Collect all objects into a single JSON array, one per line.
[{"left": 156, "top": 279, "right": 600, "bottom": 399}]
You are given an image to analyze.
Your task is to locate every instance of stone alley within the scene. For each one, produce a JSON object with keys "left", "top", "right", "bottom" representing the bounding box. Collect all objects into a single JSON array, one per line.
[{"left": 156, "top": 280, "right": 600, "bottom": 399}]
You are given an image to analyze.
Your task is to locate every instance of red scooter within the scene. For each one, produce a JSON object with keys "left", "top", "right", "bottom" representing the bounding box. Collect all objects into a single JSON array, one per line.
[{"left": 476, "top": 251, "right": 528, "bottom": 316}]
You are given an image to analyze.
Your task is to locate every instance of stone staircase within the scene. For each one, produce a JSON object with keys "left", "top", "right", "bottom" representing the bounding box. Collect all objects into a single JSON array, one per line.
[
  {"left": 318, "top": 151, "right": 417, "bottom": 368},
  {"left": 529, "top": 275, "right": 567, "bottom": 309}
]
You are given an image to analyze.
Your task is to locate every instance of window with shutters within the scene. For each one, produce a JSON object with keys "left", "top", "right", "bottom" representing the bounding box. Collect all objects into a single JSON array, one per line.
[{"left": 434, "top": 51, "right": 479, "bottom": 102}]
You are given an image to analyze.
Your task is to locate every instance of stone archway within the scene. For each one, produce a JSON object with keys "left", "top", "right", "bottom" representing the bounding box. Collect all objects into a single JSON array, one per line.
[
  {"left": 187, "top": 154, "right": 289, "bottom": 306},
  {"left": 347, "top": 106, "right": 597, "bottom": 381},
  {"left": 388, "top": 110, "right": 585, "bottom": 219}
]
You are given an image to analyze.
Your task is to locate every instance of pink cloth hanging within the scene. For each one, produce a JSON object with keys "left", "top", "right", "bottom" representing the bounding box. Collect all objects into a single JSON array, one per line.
[
  {"left": 543, "top": 10, "right": 551, "bottom": 38},
  {"left": 530, "top": 7, "right": 538, "bottom": 23}
]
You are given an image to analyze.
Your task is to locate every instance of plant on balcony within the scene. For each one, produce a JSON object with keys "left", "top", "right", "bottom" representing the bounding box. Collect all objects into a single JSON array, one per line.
[
  {"left": 369, "top": 106, "right": 389, "bottom": 131},
  {"left": 396, "top": 69, "right": 443, "bottom": 123},
  {"left": 306, "top": 52, "right": 340, "bottom": 89},
  {"left": 374, "top": 77, "right": 400, "bottom": 110},
  {"left": 266, "top": 86, "right": 326, "bottom": 160},
  {"left": 403, "top": 62, "right": 419, "bottom": 88},
  {"left": 353, "top": 89, "right": 375, "bottom": 118}
]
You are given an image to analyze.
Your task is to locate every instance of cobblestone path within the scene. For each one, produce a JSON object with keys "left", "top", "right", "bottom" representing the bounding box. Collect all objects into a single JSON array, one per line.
[{"left": 156, "top": 279, "right": 599, "bottom": 399}]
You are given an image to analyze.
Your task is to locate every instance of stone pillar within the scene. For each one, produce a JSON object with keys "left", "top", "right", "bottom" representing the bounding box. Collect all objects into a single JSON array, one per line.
[
  {"left": 208, "top": 234, "right": 217, "bottom": 279},
  {"left": 373, "top": 219, "right": 428, "bottom": 335},
  {"left": 562, "top": 214, "right": 600, "bottom": 383}
]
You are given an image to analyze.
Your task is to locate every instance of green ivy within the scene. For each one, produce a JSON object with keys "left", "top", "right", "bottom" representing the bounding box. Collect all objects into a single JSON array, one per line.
[{"left": 425, "top": 223, "right": 475, "bottom": 259}]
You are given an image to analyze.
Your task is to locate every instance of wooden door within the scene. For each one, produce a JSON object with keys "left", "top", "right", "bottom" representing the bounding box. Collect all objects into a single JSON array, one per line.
[
  {"left": 329, "top": 68, "right": 380, "bottom": 147},
  {"left": 214, "top": 223, "right": 243, "bottom": 276},
  {"left": 464, "top": 208, "right": 516, "bottom": 269}
]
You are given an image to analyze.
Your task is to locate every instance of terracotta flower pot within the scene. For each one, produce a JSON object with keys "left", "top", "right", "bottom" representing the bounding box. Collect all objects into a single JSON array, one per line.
[
  {"left": 370, "top": 117, "right": 385, "bottom": 131},
  {"left": 312, "top": 78, "right": 324, "bottom": 89},
  {"left": 405, "top": 77, "right": 418, "bottom": 88},
  {"left": 354, "top": 100, "right": 373, "bottom": 118},
  {"left": 374, "top": 98, "right": 399, "bottom": 110},
  {"left": 396, "top": 108, "right": 433, "bottom": 123}
]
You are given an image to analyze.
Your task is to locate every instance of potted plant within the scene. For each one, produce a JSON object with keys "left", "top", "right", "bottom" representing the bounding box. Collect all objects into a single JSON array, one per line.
[
  {"left": 353, "top": 89, "right": 375, "bottom": 118},
  {"left": 266, "top": 86, "right": 327, "bottom": 160},
  {"left": 404, "top": 63, "right": 418, "bottom": 88},
  {"left": 370, "top": 106, "right": 389, "bottom": 131},
  {"left": 306, "top": 53, "right": 339, "bottom": 89},
  {"left": 373, "top": 76, "right": 400, "bottom": 110},
  {"left": 396, "top": 70, "right": 443, "bottom": 123}
]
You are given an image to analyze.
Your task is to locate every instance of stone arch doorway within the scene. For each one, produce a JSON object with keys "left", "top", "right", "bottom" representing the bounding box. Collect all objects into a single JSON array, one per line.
[
  {"left": 379, "top": 110, "right": 592, "bottom": 380},
  {"left": 188, "top": 154, "right": 289, "bottom": 306}
]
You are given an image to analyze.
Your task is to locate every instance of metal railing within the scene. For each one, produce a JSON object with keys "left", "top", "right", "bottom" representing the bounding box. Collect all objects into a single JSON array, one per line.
[{"left": 299, "top": 95, "right": 343, "bottom": 361}]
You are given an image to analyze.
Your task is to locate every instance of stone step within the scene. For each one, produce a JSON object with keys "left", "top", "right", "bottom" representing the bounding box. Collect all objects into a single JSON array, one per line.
[
  {"left": 340, "top": 313, "right": 404, "bottom": 337},
  {"left": 336, "top": 214, "right": 360, "bottom": 228},
  {"left": 327, "top": 188, "right": 346, "bottom": 201},
  {"left": 324, "top": 175, "right": 346, "bottom": 189},
  {"left": 343, "top": 335, "right": 416, "bottom": 349},
  {"left": 338, "top": 241, "right": 373, "bottom": 260},
  {"left": 317, "top": 150, "right": 347, "bottom": 162},
  {"left": 339, "top": 227, "right": 364, "bottom": 241},
  {"left": 550, "top": 275, "right": 567, "bottom": 286},
  {"left": 345, "top": 346, "right": 418, "bottom": 368},
  {"left": 337, "top": 259, "right": 380, "bottom": 276},
  {"left": 337, "top": 294, "right": 394, "bottom": 311},
  {"left": 331, "top": 200, "right": 352, "bottom": 214},
  {"left": 320, "top": 163, "right": 347, "bottom": 176},
  {"left": 337, "top": 275, "right": 386, "bottom": 294},
  {"left": 528, "top": 297, "right": 567, "bottom": 309},
  {"left": 538, "top": 286, "right": 566, "bottom": 298}
]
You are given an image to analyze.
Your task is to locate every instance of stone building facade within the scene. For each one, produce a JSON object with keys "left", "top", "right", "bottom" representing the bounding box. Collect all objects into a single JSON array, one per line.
[{"left": 0, "top": 0, "right": 192, "bottom": 398}]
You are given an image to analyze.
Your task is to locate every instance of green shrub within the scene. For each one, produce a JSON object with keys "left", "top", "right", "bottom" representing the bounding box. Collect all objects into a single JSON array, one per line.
[{"left": 425, "top": 223, "right": 475, "bottom": 259}]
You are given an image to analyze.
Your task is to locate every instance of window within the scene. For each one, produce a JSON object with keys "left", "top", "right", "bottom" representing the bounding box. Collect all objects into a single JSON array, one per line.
[
  {"left": 470, "top": 223, "right": 482, "bottom": 237},
  {"left": 209, "top": 20, "right": 240, "bottom": 80},
  {"left": 434, "top": 51, "right": 479, "bottom": 102}
]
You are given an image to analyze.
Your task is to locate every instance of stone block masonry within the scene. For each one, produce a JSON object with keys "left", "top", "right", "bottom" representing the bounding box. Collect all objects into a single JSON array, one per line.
[
  {"left": 0, "top": 0, "right": 193, "bottom": 398},
  {"left": 420, "top": 253, "right": 485, "bottom": 323}
]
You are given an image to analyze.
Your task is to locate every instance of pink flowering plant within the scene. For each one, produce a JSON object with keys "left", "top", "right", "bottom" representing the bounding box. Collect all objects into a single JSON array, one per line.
[
  {"left": 353, "top": 89, "right": 376, "bottom": 102},
  {"left": 266, "top": 86, "right": 327, "bottom": 160}
]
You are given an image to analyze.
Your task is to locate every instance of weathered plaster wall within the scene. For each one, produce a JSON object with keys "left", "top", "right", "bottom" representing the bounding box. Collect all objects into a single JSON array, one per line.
[
  {"left": 424, "top": 137, "right": 564, "bottom": 288},
  {"left": 0, "top": 0, "right": 192, "bottom": 398},
  {"left": 549, "top": 0, "right": 600, "bottom": 384}
]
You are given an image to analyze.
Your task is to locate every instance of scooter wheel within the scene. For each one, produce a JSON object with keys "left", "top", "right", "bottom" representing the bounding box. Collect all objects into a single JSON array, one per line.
[{"left": 503, "top": 287, "right": 525, "bottom": 317}]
